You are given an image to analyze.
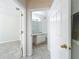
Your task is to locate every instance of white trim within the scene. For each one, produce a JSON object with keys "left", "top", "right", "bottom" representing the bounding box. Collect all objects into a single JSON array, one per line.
[{"left": 0, "top": 40, "right": 20, "bottom": 44}]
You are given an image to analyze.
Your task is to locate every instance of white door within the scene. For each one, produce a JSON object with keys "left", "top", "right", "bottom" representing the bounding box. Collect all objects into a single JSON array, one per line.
[{"left": 48, "top": 0, "right": 71, "bottom": 59}]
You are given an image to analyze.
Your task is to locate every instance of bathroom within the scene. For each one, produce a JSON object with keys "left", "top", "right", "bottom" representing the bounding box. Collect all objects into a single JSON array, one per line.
[
  {"left": 32, "top": 10, "right": 49, "bottom": 57},
  {"left": 32, "top": 10, "right": 50, "bottom": 59}
]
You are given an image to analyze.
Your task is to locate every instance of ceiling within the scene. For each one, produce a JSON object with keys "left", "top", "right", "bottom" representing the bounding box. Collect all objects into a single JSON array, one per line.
[
  {"left": 14, "top": 0, "right": 53, "bottom": 9},
  {"left": 28, "top": 0, "right": 53, "bottom": 9}
]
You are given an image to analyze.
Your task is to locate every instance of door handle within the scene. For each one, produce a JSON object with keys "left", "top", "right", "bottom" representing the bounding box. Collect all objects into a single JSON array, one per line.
[
  {"left": 60, "top": 44, "right": 71, "bottom": 50},
  {"left": 60, "top": 44, "right": 67, "bottom": 49}
]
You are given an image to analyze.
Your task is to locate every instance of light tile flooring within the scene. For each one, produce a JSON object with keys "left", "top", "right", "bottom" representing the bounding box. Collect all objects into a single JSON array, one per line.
[{"left": 0, "top": 41, "right": 50, "bottom": 59}]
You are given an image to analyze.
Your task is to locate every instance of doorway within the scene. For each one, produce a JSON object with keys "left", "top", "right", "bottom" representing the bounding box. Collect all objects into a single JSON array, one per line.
[{"left": 31, "top": 10, "right": 50, "bottom": 59}]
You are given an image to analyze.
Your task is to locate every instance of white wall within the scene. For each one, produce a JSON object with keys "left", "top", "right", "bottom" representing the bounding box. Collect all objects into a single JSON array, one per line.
[
  {"left": 0, "top": 0, "right": 22, "bottom": 43},
  {"left": 26, "top": 9, "right": 32, "bottom": 56},
  {"left": 13, "top": 0, "right": 27, "bottom": 8},
  {"left": 41, "top": 17, "right": 47, "bottom": 33},
  {"left": 32, "top": 21, "right": 41, "bottom": 33},
  {"left": 32, "top": 15, "right": 47, "bottom": 33}
]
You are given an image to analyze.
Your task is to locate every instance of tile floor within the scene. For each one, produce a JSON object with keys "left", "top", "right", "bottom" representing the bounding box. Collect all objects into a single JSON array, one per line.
[{"left": 0, "top": 41, "right": 50, "bottom": 59}]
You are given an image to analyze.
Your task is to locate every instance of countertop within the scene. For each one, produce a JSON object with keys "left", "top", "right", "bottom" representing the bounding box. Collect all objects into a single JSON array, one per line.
[{"left": 32, "top": 32, "right": 46, "bottom": 36}]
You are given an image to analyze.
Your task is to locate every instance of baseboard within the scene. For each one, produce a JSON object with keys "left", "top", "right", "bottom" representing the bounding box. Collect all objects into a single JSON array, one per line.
[{"left": 0, "top": 40, "right": 20, "bottom": 44}]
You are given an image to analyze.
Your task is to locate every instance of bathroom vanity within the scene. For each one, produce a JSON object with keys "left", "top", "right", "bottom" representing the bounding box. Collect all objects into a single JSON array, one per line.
[{"left": 32, "top": 33, "right": 47, "bottom": 45}]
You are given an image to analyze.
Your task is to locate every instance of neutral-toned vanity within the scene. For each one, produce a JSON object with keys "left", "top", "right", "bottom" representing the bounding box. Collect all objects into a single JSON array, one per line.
[{"left": 32, "top": 32, "right": 47, "bottom": 45}]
